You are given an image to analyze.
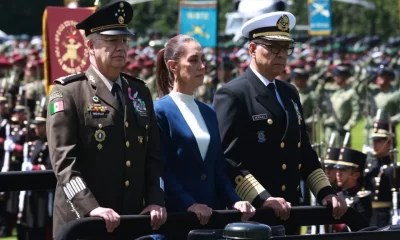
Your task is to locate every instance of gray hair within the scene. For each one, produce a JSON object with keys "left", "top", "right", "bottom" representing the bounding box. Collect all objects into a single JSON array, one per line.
[{"left": 86, "top": 33, "right": 100, "bottom": 41}]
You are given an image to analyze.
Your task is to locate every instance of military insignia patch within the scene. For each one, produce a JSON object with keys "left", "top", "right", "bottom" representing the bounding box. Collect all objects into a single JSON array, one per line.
[
  {"left": 128, "top": 88, "right": 148, "bottom": 117},
  {"left": 49, "top": 91, "right": 63, "bottom": 102},
  {"left": 257, "top": 131, "right": 266, "bottom": 143},
  {"left": 50, "top": 101, "right": 64, "bottom": 115}
]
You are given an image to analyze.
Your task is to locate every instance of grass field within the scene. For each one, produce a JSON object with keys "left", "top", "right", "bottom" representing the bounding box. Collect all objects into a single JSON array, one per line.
[{"left": 1, "top": 229, "right": 16, "bottom": 240}]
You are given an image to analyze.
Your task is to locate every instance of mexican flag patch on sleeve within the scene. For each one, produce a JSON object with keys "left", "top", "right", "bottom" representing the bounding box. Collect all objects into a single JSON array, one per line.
[{"left": 50, "top": 101, "right": 64, "bottom": 115}]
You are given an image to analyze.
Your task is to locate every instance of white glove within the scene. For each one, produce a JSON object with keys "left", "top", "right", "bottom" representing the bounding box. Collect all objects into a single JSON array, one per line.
[
  {"left": 21, "top": 162, "right": 32, "bottom": 172},
  {"left": 4, "top": 139, "right": 16, "bottom": 152},
  {"left": 1, "top": 166, "right": 8, "bottom": 172}
]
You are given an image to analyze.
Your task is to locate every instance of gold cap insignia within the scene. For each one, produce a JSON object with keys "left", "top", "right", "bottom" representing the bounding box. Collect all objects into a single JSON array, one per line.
[
  {"left": 118, "top": 16, "right": 124, "bottom": 24},
  {"left": 277, "top": 15, "right": 289, "bottom": 31},
  {"left": 120, "top": 2, "right": 124, "bottom": 8}
]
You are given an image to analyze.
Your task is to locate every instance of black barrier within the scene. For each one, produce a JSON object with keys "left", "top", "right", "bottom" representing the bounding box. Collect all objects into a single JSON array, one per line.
[
  {"left": 275, "top": 230, "right": 400, "bottom": 240},
  {"left": 0, "top": 170, "right": 56, "bottom": 191},
  {"left": 55, "top": 207, "right": 369, "bottom": 240}
]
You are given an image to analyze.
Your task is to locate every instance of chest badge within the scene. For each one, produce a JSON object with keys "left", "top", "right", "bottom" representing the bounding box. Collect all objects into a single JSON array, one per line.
[
  {"left": 128, "top": 88, "right": 148, "bottom": 117},
  {"left": 291, "top": 99, "right": 302, "bottom": 125},
  {"left": 94, "top": 124, "right": 106, "bottom": 150},
  {"left": 257, "top": 131, "right": 266, "bottom": 143},
  {"left": 87, "top": 101, "right": 109, "bottom": 118},
  {"left": 92, "top": 96, "right": 100, "bottom": 103}
]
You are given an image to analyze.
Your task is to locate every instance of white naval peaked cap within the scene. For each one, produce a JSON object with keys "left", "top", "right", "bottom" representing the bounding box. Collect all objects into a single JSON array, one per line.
[{"left": 241, "top": 11, "right": 296, "bottom": 42}]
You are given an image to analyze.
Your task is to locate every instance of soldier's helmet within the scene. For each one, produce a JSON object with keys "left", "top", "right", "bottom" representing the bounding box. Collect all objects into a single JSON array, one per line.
[
  {"left": 323, "top": 147, "right": 341, "bottom": 169},
  {"left": 332, "top": 63, "right": 353, "bottom": 77},
  {"left": 335, "top": 148, "right": 367, "bottom": 173},
  {"left": 291, "top": 68, "right": 309, "bottom": 79},
  {"left": 371, "top": 120, "right": 395, "bottom": 140},
  {"left": 377, "top": 67, "right": 396, "bottom": 80}
]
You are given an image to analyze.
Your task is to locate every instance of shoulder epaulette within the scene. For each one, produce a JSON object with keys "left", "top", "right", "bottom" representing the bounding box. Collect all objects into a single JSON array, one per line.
[
  {"left": 357, "top": 190, "right": 371, "bottom": 198},
  {"left": 121, "top": 72, "right": 145, "bottom": 85},
  {"left": 55, "top": 72, "right": 86, "bottom": 85}
]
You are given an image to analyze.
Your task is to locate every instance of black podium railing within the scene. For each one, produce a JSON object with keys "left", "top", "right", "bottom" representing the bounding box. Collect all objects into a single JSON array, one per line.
[
  {"left": 276, "top": 231, "right": 400, "bottom": 240},
  {"left": 0, "top": 170, "right": 56, "bottom": 191},
  {"left": 55, "top": 206, "right": 369, "bottom": 240}
]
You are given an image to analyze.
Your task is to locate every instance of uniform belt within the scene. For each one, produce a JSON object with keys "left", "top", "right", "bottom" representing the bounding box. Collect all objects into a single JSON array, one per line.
[{"left": 372, "top": 201, "right": 391, "bottom": 208}]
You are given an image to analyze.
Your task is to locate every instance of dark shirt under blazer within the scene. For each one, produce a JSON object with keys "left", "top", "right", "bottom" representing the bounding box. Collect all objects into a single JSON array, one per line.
[{"left": 154, "top": 95, "right": 240, "bottom": 212}]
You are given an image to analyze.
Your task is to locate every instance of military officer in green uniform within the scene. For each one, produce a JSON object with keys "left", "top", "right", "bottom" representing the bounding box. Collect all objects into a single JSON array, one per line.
[
  {"left": 46, "top": 1, "right": 166, "bottom": 238},
  {"left": 330, "top": 147, "right": 372, "bottom": 232},
  {"left": 356, "top": 68, "right": 398, "bottom": 147},
  {"left": 142, "top": 61, "right": 158, "bottom": 100},
  {"left": 321, "top": 64, "right": 361, "bottom": 147},
  {"left": 364, "top": 119, "right": 400, "bottom": 227},
  {"left": 290, "top": 68, "right": 315, "bottom": 137}
]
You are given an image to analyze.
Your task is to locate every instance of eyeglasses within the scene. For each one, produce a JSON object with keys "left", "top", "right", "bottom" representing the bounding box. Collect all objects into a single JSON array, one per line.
[
  {"left": 256, "top": 43, "right": 294, "bottom": 56},
  {"left": 97, "top": 37, "right": 131, "bottom": 47}
]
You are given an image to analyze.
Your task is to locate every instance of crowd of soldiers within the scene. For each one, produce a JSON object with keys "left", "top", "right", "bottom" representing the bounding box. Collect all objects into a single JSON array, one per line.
[{"left": 0, "top": 32, "right": 400, "bottom": 238}]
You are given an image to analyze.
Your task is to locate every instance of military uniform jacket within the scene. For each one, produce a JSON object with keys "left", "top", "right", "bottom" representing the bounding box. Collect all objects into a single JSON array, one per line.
[
  {"left": 328, "top": 185, "right": 372, "bottom": 232},
  {"left": 0, "top": 116, "right": 8, "bottom": 167},
  {"left": 212, "top": 67, "right": 335, "bottom": 207},
  {"left": 20, "top": 138, "right": 52, "bottom": 228},
  {"left": 6, "top": 122, "right": 27, "bottom": 170},
  {"left": 364, "top": 155, "right": 400, "bottom": 206},
  {"left": 47, "top": 66, "right": 164, "bottom": 236}
]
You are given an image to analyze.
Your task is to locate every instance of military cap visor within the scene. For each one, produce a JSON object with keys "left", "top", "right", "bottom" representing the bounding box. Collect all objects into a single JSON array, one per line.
[
  {"left": 241, "top": 12, "right": 296, "bottom": 42},
  {"left": 335, "top": 148, "right": 366, "bottom": 171},
  {"left": 31, "top": 117, "right": 46, "bottom": 126},
  {"left": 76, "top": 1, "right": 134, "bottom": 36},
  {"left": 323, "top": 160, "right": 338, "bottom": 168}
]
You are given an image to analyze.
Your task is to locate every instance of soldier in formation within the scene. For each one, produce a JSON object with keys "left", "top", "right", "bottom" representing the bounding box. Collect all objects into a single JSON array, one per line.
[
  {"left": 364, "top": 117, "right": 400, "bottom": 227},
  {"left": 330, "top": 147, "right": 372, "bottom": 232},
  {"left": 17, "top": 97, "right": 52, "bottom": 239}
]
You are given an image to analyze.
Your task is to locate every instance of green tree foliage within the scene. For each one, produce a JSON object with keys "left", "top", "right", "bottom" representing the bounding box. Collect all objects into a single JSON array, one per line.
[
  {"left": 290, "top": 0, "right": 400, "bottom": 37},
  {"left": 1, "top": 0, "right": 400, "bottom": 38}
]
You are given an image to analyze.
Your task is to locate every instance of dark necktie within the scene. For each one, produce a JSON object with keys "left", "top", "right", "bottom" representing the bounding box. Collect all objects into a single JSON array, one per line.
[
  {"left": 267, "top": 83, "right": 279, "bottom": 102},
  {"left": 111, "top": 84, "right": 123, "bottom": 109},
  {"left": 268, "top": 83, "right": 286, "bottom": 122}
]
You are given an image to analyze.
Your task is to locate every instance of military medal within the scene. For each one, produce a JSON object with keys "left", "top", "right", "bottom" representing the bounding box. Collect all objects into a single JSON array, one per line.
[
  {"left": 291, "top": 99, "right": 302, "bottom": 125},
  {"left": 92, "top": 96, "right": 100, "bottom": 103},
  {"left": 95, "top": 124, "right": 106, "bottom": 150},
  {"left": 128, "top": 88, "right": 148, "bottom": 117}
]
